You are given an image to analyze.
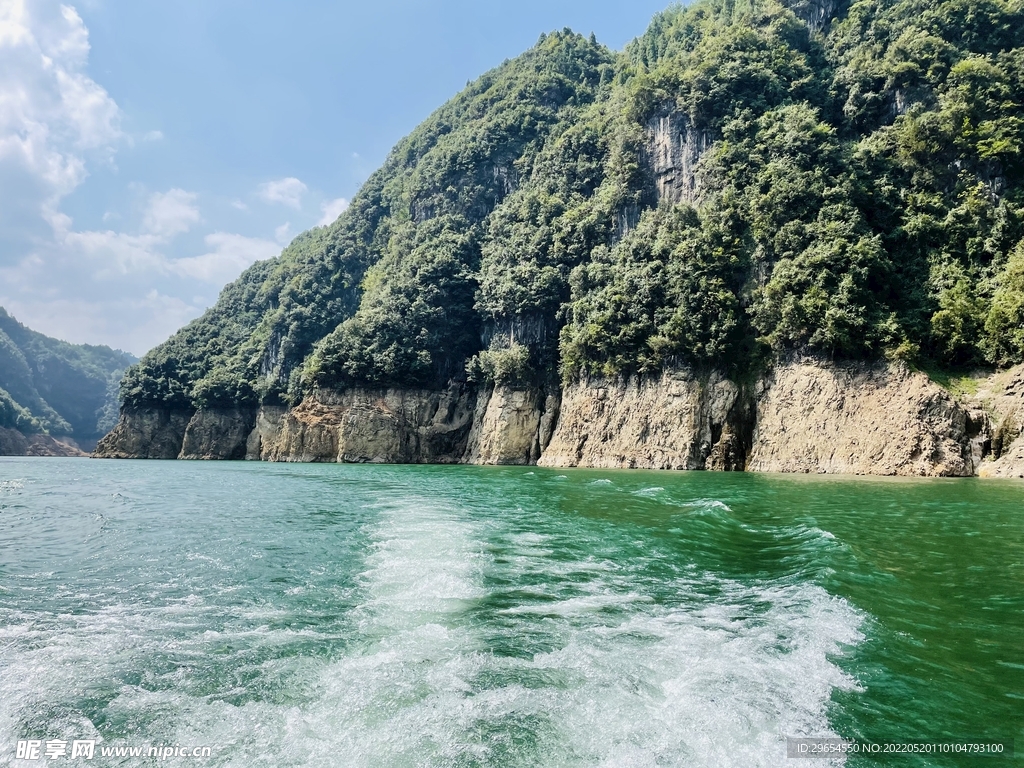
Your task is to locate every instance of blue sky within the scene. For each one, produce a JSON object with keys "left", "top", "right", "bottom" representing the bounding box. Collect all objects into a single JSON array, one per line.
[{"left": 0, "top": 0, "right": 671, "bottom": 355}]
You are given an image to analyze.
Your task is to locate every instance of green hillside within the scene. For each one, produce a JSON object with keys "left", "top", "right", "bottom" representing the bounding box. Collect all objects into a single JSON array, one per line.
[
  {"left": 0, "top": 308, "right": 136, "bottom": 444},
  {"left": 119, "top": 0, "right": 1024, "bottom": 415}
]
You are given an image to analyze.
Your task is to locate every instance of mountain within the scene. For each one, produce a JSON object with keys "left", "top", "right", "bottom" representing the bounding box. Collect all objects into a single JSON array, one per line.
[
  {"left": 0, "top": 308, "right": 136, "bottom": 454},
  {"left": 97, "top": 0, "right": 1024, "bottom": 476}
]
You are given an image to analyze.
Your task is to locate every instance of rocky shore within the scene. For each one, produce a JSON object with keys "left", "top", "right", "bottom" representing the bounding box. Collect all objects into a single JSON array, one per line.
[{"left": 94, "top": 359, "right": 1024, "bottom": 478}]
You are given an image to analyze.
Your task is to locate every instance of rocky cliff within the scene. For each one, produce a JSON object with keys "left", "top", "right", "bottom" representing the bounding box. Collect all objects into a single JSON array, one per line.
[
  {"left": 93, "top": 409, "right": 192, "bottom": 459},
  {"left": 248, "top": 385, "right": 476, "bottom": 463},
  {"left": 746, "top": 361, "right": 987, "bottom": 477},
  {"left": 538, "top": 369, "right": 748, "bottom": 470},
  {"left": 95, "top": 359, "right": 1022, "bottom": 478},
  {"left": 972, "top": 365, "right": 1024, "bottom": 478},
  {"left": 464, "top": 384, "right": 560, "bottom": 465},
  {"left": 96, "top": 385, "right": 480, "bottom": 464}
]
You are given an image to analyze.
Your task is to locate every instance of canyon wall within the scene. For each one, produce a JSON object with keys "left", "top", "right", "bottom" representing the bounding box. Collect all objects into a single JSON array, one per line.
[
  {"left": 93, "top": 360, "right": 1024, "bottom": 478},
  {"left": 538, "top": 369, "right": 748, "bottom": 470},
  {"left": 746, "top": 361, "right": 987, "bottom": 477},
  {"left": 974, "top": 365, "right": 1024, "bottom": 478}
]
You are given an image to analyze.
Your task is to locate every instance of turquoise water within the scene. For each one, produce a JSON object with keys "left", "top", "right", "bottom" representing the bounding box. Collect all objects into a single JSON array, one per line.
[{"left": 0, "top": 458, "right": 1021, "bottom": 767}]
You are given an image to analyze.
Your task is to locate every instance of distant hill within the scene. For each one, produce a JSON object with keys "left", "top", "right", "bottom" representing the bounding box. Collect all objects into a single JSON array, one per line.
[{"left": 0, "top": 308, "right": 136, "bottom": 453}]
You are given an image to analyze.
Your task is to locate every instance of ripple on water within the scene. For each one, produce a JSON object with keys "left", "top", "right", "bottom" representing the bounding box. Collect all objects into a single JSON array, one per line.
[{"left": 631, "top": 486, "right": 665, "bottom": 498}]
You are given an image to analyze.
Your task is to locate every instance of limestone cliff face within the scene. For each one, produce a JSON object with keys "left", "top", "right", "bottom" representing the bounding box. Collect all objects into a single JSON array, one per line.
[
  {"left": 246, "top": 385, "right": 476, "bottom": 463},
  {"left": 539, "top": 369, "right": 748, "bottom": 470},
  {"left": 464, "top": 384, "right": 560, "bottom": 465},
  {"left": 93, "top": 408, "right": 192, "bottom": 459},
  {"left": 747, "top": 360, "right": 984, "bottom": 477},
  {"left": 974, "top": 365, "right": 1024, "bottom": 478},
  {"left": 644, "top": 110, "right": 715, "bottom": 206},
  {"left": 93, "top": 359, "right": 1023, "bottom": 479},
  {"left": 180, "top": 408, "right": 256, "bottom": 460},
  {"left": 781, "top": 0, "right": 841, "bottom": 33}
]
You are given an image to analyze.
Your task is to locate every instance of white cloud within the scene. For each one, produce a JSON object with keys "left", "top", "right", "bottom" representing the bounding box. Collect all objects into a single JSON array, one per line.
[
  {"left": 0, "top": 293, "right": 205, "bottom": 355},
  {"left": 274, "top": 221, "right": 291, "bottom": 243},
  {"left": 258, "top": 176, "right": 306, "bottom": 209},
  {"left": 63, "top": 228, "right": 165, "bottom": 276},
  {"left": 48, "top": 223, "right": 279, "bottom": 285},
  {"left": 142, "top": 188, "right": 199, "bottom": 237},
  {"left": 0, "top": 0, "right": 121, "bottom": 217},
  {"left": 0, "top": 5, "right": 288, "bottom": 355},
  {"left": 169, "top": 232, "right": 280, "bottom": 285},
  {"left": 0, "top": 221, "right": 282, "bottom": 353},
  {"left": 318, "top": 196, "right": 349, "bottom": 226},
  {"left": 230, "top": 199, "right": 248, "bottom": 211}
]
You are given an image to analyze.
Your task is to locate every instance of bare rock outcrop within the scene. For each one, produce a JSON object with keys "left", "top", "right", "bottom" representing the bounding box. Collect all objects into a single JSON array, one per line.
[
  {"left": 538, "top": 369, "right": 747, "bottom": 470},
  {"left": 780, "top": 0, "right": 841, "bottom": 33},
  {"left": 245, "top": 385, "right": 477, "bottom": 463},
  {"left": 464, "top": 384, "right": 560, "bottom": 465},
  {"left": 93, "top": 409, "right": 192, "bottom": 459},
  {"left": 974, "top": 364, "right": 1024, "bottom": 478},
  {"left": 747, "top": 360, "right": 982, "bottom": 476},
  {"left": 644, "top": 110, "right": 714, "bottom": 206},
  {"left": 981, "top": 434, "right": 1024, "bottom": 478},
  {"left": 91, "top": 360, "right": 1024, "bottom": 479},
  {"left": 180, "top": 408, "right": 256, "bottom": 460}
]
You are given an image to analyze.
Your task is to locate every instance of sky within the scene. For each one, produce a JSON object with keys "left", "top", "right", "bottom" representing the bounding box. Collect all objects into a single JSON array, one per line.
[{"left": 0, "top": 0, "right": 671, "bottom": 356}]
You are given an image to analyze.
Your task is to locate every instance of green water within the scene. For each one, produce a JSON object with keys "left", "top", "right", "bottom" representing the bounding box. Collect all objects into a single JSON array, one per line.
[{"left": 0, "top": 458, "right": 1021, "bottom": 767}]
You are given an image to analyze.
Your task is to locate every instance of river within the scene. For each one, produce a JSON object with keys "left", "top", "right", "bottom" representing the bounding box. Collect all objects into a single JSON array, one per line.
[{"left": 1, "top": 459, "right": 1020, "bottom": 766}]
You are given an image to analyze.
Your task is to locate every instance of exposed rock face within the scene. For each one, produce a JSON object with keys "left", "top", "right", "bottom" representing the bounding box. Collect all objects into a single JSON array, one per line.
[
  {"left": 93, "top": 409, "right": 192, "bottom": 459},
  {"left": 0, "top": 426, "right": 88, "bottom": 457},
  {"left": 539, "top": 369, "right": 747, "bottom": 470},
  {"left": 781, "top": 0, "right": 841, "bottom": 33},
  {"left": 93, "top": 360, "right": 1024, "bottom": 479},
  {"left": 747, "top": 360, "right": 982, "bottom": 476},
  {"left": 180, "top": 408, "right": 256, "bottom": 460},
  {"left": 983, "top": 435, "right": 1024, "bottom": 478},
  {"left": 464, "top": 384, "right": 560, "bottom": 465},
  {"left": 246, "top": 385, "right": 477, "bottom": 463},
  {"left": 644, "top": 110, "right": 714, "bottom": 206},
  {"left": 974, "top": 364, "right": 1024, "bottom": 478}
]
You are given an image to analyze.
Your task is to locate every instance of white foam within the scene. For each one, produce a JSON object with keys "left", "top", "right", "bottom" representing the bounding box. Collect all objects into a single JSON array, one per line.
[
  {"left": 632, "top": 486, "right": 665, "bottom": 498},
  {"left": 681, "top": 498, "right": 733, "bottom": 513},
  {"left": 480, "top": 579, "right": 861, "bottom": 768},
  {"left": 498, "top": 592, "right": 653, "bottom": 616},
  {"left": 0, "top": 492, "right": 861, "bottom": 768}
]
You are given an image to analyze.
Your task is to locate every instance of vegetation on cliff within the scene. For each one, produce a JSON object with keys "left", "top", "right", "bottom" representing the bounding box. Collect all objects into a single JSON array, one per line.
[
  {"left": 119, "top": 0, "right": 1024, "bottom": 415},
  {"left": 0, "top": 308, "right": 136, "bottom": 442}
]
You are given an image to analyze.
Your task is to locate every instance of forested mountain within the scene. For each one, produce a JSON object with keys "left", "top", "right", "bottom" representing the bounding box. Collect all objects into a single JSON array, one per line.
[
  {"left": 118, "top": 0, "right": 1024, "bottom": 418},
  {"left": 0, "top": 308, "right": 136, "bottom": 447}
]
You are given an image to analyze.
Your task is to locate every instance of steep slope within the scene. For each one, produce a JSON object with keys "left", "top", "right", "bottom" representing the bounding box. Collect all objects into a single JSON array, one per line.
[
  {"left": 0, "top": 308, "right": 136, "bottom": 453},
  {"left": 98, "top": 0, "right": 1024, "bottom": 475}
]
